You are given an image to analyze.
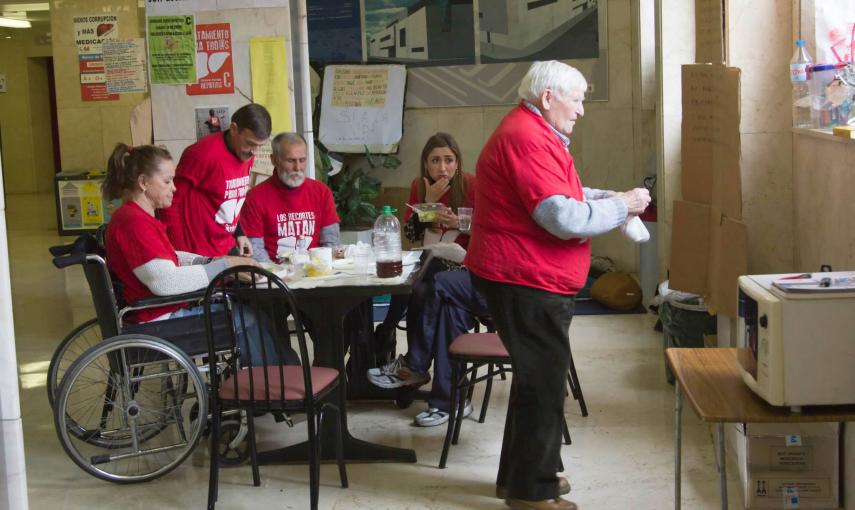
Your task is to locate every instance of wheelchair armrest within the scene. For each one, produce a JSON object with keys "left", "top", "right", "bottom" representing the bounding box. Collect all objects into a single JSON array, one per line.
[{"left": 124, "top": 290, "right": 206, "bottom": 311}]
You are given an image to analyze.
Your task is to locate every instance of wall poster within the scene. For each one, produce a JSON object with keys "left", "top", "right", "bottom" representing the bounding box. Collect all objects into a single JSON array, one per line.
[
  {"left": 186, "top": 23, "right": 234, "bottom": 96},
  {"left": 74, "top": 14, "right": 120, "bottom": 101},
  {"left": 307, "top": 0, "right": 362, "bottom": 65},
  {"left": 147, "top": 15, "right": 197, "bottom": 84},
  {"left": 307, "top": 0, "right": 608, "bottom": 107},
  {"left": 104, "top": 38, "right": 148, "bottom": 93}
]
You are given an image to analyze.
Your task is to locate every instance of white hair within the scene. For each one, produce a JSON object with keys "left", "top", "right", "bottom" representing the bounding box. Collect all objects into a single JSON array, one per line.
[{"left": 518, "top": 61, "right": 588, "bottom": 103}]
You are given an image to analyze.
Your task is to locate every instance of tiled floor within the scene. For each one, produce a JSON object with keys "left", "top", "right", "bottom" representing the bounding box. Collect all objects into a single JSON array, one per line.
[{"left": 7, "top": 192, "right": 745, "bottom": 509}]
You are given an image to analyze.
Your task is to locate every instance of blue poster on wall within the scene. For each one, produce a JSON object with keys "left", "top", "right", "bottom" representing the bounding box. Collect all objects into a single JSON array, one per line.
[{"left": 307, "top": 0, "right": 362, "bottom": 65}]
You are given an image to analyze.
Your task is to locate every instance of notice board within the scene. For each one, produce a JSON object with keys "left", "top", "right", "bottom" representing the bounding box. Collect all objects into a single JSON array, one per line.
[{"left": 318, "top": 64, "right": 406, "bottom": 154}]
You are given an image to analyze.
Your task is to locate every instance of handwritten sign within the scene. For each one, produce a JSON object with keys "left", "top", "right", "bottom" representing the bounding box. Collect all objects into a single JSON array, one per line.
[
  {"left": 331, "top": 68, "right": 388, "bottom": 108},
  {"left": 695, "top": 0, "right": 723, "bottom": 63},
  {"left": 319, "top": 65, "right": 406, "bottom": 153}
]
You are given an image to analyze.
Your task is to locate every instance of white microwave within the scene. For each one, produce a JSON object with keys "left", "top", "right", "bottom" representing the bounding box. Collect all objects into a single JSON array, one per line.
[{"left": 737, "top": 273, "right": 855, "bottom": 410}]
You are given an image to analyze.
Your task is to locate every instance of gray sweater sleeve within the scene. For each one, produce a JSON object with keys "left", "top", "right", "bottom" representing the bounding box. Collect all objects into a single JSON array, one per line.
[
  {"left": 532, "top": 194, "right": 628, "bottom": 240},
  {"left": 248, "top": 237, "right": 271, "bottom": 263},
  {"left": 175, "top": 251, "right": 210, "bottom": 266},
  {"left": 583, "top": 187, "right": 614, "bottom": 200},
  {"left": 132, "top": 258, "right": 230, "bottom": 296},
  {"left": 319, "top": 224, "right": 340, "bottom": 247}
]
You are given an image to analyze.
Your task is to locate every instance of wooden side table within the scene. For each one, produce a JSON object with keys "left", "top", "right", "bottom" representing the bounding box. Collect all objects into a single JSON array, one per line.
[{"left": 665, "top": 348, "right": 855, "bottom": 510}]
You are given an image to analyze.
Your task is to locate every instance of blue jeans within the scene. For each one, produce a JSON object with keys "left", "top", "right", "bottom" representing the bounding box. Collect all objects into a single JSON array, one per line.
[
  {"left": 407, "top": 269, "right": 490, "bottom": 411},
  {"left": 170, "top": 303, "right": 297, "bottom": 366}
]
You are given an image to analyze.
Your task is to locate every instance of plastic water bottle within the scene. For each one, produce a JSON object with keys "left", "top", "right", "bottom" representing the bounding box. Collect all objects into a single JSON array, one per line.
[
  {"left": 790, "top": 39, "right": 814, "bottom": 128},
  {"left": 373, "top": 205, "right": 402, "bottom": 278}
]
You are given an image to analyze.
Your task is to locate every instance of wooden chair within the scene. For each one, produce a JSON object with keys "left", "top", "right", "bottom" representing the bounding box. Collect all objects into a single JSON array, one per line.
[
  {"left": 438, "top": 332, "right": 585, "bottom": 469},
  {"left": 203, "top": 266, "right": 347, "bottom": 510}
]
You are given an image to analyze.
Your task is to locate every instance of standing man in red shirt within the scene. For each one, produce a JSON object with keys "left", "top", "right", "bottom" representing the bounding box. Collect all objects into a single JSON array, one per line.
[
  {"left": 240, "top": 132, "right": 340, "bottom": 262},
  {"left": 465, "top": 61, "right": 650, "bottom": 510},
  {"left": 159, "top": 103, "right": 271, "bottom": 257}
]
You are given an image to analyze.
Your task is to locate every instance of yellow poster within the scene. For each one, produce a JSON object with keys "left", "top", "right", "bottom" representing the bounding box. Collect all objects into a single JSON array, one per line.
[
  {"left": 249, "top": 37, "right": 291, "bottom": 134},
  {"left": 80, "top": 181, "right": 104, "bottom": 226}
]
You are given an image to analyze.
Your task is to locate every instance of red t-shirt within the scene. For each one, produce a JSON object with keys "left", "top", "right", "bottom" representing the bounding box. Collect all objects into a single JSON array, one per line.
[
  {"left": 240, "top": 176, "right": 340, "bottom": 260},
  {"left": 406, "top": 173, "right": 475, "bottom": 249},
  {"left": 158, "top": 132, "right": 253, "bottom": 257},
  {"left": 464, "top": 104, "right": 590, "bottom": 295},
  {"left": 106, "top": 201, "right": 185, "bottom": 323}
]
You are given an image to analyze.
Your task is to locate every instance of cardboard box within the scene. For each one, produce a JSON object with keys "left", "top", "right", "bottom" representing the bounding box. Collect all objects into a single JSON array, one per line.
[
  {"left": 735, "top": 423, "right": 840, "bottom": 509},
  {"left": 670, "top": 64, "right": 748, "bottom": 318}
]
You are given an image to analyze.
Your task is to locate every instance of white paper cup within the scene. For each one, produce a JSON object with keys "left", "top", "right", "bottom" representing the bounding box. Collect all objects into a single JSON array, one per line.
[{"left": 307, "top": 247, "right": 333, "bottom": 276}]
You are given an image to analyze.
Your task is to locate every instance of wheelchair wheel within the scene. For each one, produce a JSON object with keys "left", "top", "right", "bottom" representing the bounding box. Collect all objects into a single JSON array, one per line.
[
  {"left": 216, "top": 416, "right": 251, "bottom": 466},
  {"left": 47, "top": 318, "right": 103, "bottom": 409},
  {"left": 54, "top": 334, "right": 207, "bottom": 483}
]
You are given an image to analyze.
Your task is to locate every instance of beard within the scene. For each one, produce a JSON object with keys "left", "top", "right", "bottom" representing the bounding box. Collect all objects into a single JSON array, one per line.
[{"left": 279, "top": 169, "right": 306, "bottom": 188}]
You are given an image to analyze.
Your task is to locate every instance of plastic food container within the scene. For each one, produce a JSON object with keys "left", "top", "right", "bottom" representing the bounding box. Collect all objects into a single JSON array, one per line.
[{"left": 411, "top": 203, "right": 445, "bottom": 222}]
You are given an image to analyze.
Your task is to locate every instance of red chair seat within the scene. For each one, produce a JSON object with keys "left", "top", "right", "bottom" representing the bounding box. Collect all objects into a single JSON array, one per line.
[
  {"left": 449, "top": 333, "right": 509, "bottom": 358},
  {"left": 219, "top": 366, "right": 339, "bottom": 401}
]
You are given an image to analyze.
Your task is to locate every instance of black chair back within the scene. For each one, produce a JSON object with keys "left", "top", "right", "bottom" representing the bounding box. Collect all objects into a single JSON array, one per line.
[{"left": 203, "top": 266, "right": 314, "bottom": 409}]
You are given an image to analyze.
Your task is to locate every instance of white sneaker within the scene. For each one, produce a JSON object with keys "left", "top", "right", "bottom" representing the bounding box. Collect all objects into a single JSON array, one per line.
[
  {"left": 414, "top": 400, "right": 473, "bottom": 427},
  {"left": 366, "top": 354, "right": 430, "bottom": 389}
]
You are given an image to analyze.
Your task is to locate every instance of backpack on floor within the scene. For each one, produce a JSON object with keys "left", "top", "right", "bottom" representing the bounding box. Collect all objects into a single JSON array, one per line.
[{"left": 590, "top": 272, "right": 642, "bottom": 311}]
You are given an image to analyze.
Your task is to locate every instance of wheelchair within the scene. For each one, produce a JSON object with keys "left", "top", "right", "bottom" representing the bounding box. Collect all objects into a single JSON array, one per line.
[{"left": 49, "top": 233, "right": 250, "bottom": 483}]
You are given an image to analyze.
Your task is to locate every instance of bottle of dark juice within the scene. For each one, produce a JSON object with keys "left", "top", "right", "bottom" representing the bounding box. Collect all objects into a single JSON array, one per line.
[{"left": 374, "top": 205, "right": 402, "bottom": 278}]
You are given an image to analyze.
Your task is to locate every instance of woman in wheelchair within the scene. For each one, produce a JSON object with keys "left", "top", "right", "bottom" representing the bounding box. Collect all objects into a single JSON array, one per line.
[
  {"left": 102, "top": 143, "right": 295, "bottom": 366},
  {"left": 367, "top": 133, "right": 490, "bottom": 427}
]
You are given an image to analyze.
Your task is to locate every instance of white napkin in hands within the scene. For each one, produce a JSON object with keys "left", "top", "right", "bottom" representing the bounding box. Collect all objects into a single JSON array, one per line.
[
  {"left": 423, "top": 242, "right": 467, "bottom": 265},
  {"left": 620, "top": 216, "right": 650, "bottom": 243}
]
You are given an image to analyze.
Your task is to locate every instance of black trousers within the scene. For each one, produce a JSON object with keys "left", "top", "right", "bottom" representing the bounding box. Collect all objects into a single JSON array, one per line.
[{"left": 472, "top": 273, "right": 575, "bottom": 501}]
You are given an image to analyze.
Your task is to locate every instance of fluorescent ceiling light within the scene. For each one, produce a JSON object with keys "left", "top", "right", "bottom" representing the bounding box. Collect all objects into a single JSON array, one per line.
[
  {"left": 0, "top": 17, "right": 30, "bottom": 28},
  {"left": 0, "top": 3, "right": 49, "bottom": 11}
]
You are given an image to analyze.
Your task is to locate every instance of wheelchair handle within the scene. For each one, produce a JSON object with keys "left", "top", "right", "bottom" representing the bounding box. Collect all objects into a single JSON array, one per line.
[
  {"left": 52, "top": 253, "right": 87, "bottom": 269},
  {"left": 49, "top": 243, "right": 75, "bottom": 257}
]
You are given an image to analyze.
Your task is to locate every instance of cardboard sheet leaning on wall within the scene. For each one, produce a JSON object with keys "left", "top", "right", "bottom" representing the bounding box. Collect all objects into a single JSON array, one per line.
[{"left": 670, "top": 64, "right": 747, "bottom": 317}]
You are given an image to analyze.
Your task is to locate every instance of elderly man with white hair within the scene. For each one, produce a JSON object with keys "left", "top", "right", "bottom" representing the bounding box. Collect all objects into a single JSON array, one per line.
[
  {"left": 464, "top": 61, "right": 651, "bottom": 510},
  {"left": 240, "top": 132, "right": 340, "bottom": 261}
]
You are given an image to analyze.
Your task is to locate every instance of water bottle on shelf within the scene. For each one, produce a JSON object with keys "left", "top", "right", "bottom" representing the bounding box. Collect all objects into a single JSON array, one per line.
[
  {"left": 790, "top": 39, "right": 814, "bottom": 129},
  {"left": 373, "top": 205, "right": 402, "bottom": 278}
]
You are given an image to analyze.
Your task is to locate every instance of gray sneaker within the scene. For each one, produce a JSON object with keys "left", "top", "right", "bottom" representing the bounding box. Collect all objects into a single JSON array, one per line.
[
  {"left": 366, "top": 355, "right": 430, "bottom": 389},
  {"left": 414, "top": 400, "right": 473, "bottom": 427}
]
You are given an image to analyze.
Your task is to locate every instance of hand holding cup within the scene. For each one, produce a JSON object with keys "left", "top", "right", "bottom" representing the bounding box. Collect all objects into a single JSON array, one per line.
[{"left": 617, "top": 188, "right": 651, "bottom": 215}]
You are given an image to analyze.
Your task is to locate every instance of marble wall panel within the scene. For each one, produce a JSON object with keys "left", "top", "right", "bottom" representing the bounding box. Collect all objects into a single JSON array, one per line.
[
  {"left": 100, "top": 105, "right": 136, "bottom": 160},
  {"left": 577, "top": 108, "right": 637, "bottom": 193},
  {"left": 58, "top": 107, "right": 105, "bottom": 170},
  {"left": 605, "top": 0, "right": 634, "bottom": 110},
  {"left": 739, "top": 132, "right": 794, "bottom": 274},
  {"left": 793, "top": 133, "right": 855, "bottom": 271},
  {"left": 726, "top": 0, "right": 792, "bottom": 134}
]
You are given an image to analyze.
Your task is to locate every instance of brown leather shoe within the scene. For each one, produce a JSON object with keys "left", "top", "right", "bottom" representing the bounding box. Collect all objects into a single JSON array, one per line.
[
  {"left": 496, "top": 477, "right": 571, "bottom": 499},
  {"left": 505, "top": 497, "right": 578, "bottom": 510}
]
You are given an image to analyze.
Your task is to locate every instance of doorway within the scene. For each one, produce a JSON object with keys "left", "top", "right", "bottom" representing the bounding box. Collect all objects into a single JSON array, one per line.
[{"left": 27, "top": 56, "right": 60, "bottom": 193}]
